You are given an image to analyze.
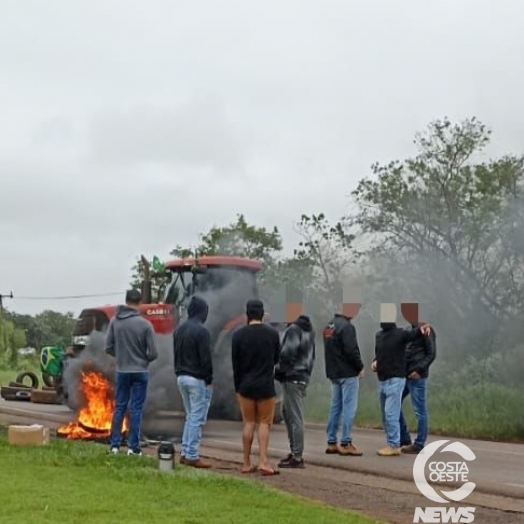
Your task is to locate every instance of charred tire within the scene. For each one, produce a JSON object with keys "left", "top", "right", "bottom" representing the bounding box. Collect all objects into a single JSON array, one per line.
[
  {"left": 42, "top": 373, "right": 56, "bottom": 388},
  {"left": 15, "top": 371, "right": 39, "bottom": 389},
  {"left": 31, "top": 389, "right": 61, "bottom": 404},
  {"left": 0, "top": 386, "right": 32, "bottom": 401}
]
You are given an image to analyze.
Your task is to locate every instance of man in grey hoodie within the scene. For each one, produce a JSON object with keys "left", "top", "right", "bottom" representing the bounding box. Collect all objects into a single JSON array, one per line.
[{"left": 106, "top": 289, "right": 158, "bottom": 455}]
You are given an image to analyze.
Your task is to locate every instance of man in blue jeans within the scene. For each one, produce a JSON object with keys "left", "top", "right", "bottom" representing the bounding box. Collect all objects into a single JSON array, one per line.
[
  {"left": 399, "top": 302, "right": 437, "bottom": 454},
  {"left": 106, "top": 289, "right": 158, "bottom": 456},
  {"left": 174, "top": 295, "right": 213, "bottom": 469},
  {"left": 322, "top": 304, "right": 364, "bottom": 456},
  {"left": 371, "top": 303, "right": 430, "bottom": 456}
]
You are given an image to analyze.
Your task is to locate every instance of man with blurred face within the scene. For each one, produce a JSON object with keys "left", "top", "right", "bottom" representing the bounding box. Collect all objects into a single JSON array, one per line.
[
  {"left": 323, "top": 303, "right": 365, "bottom": 456},
  {"left": 371, "top": 303, "right": 431, "bottom": 456},
  {"left": 398, "top": 303, "right": 436, "bottom": 454}
]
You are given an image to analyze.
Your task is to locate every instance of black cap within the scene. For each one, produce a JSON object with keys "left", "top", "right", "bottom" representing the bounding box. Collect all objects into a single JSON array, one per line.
[
  {"left": 246, "top": 299, "right": 264, "bottom": 321},
  {"left": 125, "top": 289, "right": 142, "bottom": 304}
]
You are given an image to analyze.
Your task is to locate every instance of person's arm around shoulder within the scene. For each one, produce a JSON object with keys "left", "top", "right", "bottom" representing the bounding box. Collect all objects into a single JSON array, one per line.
[
  {"left": 402, "top": 323, "right": 430, "bottom": 344},
  {"left": 105, "top": 319, "right": 116, "bottom": 357}
]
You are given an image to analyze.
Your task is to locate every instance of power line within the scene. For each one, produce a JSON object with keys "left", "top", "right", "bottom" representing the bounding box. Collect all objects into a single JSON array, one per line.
[{"left": 13, "top": 292, "right": 125, "bottom": 300}]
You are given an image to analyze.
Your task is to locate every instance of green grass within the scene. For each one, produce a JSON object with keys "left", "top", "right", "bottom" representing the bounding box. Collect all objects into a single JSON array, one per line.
[
  {"left": 305, "top": 381, "right": 524, "bottom": 442},
  {"left": 0, "top": 428, "right": 383, "bottom": 524},
  {"left": 0, "top": 362, "right": 41, "bottom": 387}
]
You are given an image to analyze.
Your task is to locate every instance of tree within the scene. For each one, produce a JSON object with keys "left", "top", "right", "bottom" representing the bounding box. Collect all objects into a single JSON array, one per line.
[
  {"left": 351, "top": 116, "right": 524, "bottom": 356},
  {"left": 292, "top": 213, "right": 358, "bottom": 320},
  {"left": 32, "top": 310, "right": 76, "bottom": 349},
  {"left": 180, "top": 213, "right": 283, "bottom": 266},
  {"left": 0, "top": 314, "right": 27, "bottom": 369}
]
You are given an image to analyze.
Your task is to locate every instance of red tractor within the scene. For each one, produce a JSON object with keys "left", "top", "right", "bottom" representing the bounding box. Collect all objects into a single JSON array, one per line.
[{"left": 59, "top": 255, "right": 290, "bottom": 422}]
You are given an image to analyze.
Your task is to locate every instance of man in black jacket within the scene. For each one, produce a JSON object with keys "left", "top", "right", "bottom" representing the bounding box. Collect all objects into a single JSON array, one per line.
[
  {"left": 174, "top": 295, "right": 213, "bottom": 468},
  {"left": 323, "top": 305, "right": 364, "bottom": 456},
  {"left": 399, "top": 303, "right": 437, "bottom": 454},
  {"left": 371, "top": 304, "right": 430, "bottom": 456},
  {"left": 275, "top": 315, "right": 316, "bottom": 468}
]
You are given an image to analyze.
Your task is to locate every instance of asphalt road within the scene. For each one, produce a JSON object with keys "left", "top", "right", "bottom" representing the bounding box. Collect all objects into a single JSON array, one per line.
[{"left": 1, "top": 398, "right": 523, "bottom": 502}]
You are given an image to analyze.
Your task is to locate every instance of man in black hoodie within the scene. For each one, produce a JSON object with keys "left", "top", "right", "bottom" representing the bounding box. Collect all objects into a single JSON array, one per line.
[
  {"left": 174, "top": 295, "right": 213, "bottom": 469},
  {"left": 323, "top": 305, "right": 365, "bottom": 456},
  {"left": 275, "top": 315, "right": 316, "bottom": 468},
  {"left": 106, "top": 289, "right": 158, "bottom": 456}
]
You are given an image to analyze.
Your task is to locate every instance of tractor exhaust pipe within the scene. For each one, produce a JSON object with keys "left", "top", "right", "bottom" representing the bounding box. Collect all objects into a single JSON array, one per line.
[{"left": 140, "top": 255, "right": 152, "bottom": 304}]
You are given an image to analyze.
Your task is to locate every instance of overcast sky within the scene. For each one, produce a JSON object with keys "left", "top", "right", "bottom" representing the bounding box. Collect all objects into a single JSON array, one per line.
[{"left": 1, "top": 0, "right": 523, "bottom": 316}]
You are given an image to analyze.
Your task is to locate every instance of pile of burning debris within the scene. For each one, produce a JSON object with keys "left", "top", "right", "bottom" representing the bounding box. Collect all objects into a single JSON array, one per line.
[{"left": 57, "top": 368, "right": 129, "bottom": 442}]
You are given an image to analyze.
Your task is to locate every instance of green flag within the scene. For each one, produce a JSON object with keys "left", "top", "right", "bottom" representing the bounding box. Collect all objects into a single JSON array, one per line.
[
  {"left": 40, "top": 346, "right": 65, "bottom": 377},
  {"left": 152, "top": 255, "right": 165, "bottom": 273}
]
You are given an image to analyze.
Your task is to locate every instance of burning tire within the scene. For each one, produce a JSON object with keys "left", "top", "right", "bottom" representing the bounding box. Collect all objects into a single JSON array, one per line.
[
  {"left": 0, "top": 386, "right": 32, "bottom": 401},
  {"left": 15, "top": 371, "right": 39, "bottom": 389}
]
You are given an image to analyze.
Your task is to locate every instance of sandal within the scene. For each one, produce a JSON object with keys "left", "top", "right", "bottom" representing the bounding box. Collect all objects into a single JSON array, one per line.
[
  {"left": 258, "top": 467, "right": 280, "bottom": 476},
  {"left": 241, "top": 466, "right": 257, "bottom": 474}
]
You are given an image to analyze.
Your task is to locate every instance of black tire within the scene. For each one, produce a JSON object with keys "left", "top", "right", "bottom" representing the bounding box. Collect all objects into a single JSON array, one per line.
[
  {"left": 42, "top": 373, "right": 56, "bottom": 388},
  {"left": 0, "top": 386, "right": 32, "bottom": 401},
  {"left": 15, "top": 371, "right": 39, "bottom": 389},
  {"left": 9, "top": 382, "right": 30, "bottom": 388}
]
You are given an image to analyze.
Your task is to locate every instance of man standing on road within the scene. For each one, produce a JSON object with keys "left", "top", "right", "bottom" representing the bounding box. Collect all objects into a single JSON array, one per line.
[
  {"left": 232, "top": 299, "right": 281, "bottom": 475},
  {"left": 323, "top": 304, "right": 365, "bottom": 456},
  {"left": 174, "top": 295, "right": 213, "bottom": 469},
  {"left": 275, "top": 314, "right": 316, "bottom": 469},
  {"left": 371, "top": 303, "right": 430, "bottom": 457},
  {"left": 399, "top": 303, "right": 437, "bottom": 454},
  {"left": 106, "top": 289, "right": 158, "bottom": 456}
]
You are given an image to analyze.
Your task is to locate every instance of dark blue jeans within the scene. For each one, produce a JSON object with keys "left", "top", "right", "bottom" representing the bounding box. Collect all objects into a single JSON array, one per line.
[
  {"left": 399, "top": 378, "right": 428, "bottom": 450},
  {"left": 109, "top": 371, "right": 149, "bottom": 451}
]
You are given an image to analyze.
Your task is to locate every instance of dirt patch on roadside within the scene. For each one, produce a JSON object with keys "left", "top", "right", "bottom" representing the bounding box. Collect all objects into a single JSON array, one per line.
[{"left": 187, "top": 450, "right": 524, "bottom": 524}]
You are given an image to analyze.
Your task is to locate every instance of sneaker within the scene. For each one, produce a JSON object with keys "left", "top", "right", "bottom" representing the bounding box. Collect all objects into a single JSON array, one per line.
[
  {"left": 109, "top": 447, "right": 119, "bottom": 455},
  {"left": 401, "top": 444, "right": 422, "bottom": 454},
  {"left": 278, "top": 456, "right": 305, "bottom": 468},
  {"left": 185, "top": 458, "right": 211, "bottom": 469},
  {"left": 325, "top": 443, "right": 339, "bottom": 454},
  {"left": 377, "top": 446, "right": 401, "bottom": 456},
  {"left": 127, "top": 449, "right": 143, "bottom": 456},
  {"left": 338, "top": 443, "right": 363, "bottom": 456}
]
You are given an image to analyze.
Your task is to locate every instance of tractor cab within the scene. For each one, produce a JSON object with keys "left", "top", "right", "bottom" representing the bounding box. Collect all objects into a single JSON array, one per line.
[{"left": 161, "top": 256, "right": 262, "bottom": 330}]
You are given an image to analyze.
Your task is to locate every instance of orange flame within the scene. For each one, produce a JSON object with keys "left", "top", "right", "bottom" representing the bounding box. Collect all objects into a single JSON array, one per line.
[{"left": 58, "top": 370, "right": 128, "bottom": 440}]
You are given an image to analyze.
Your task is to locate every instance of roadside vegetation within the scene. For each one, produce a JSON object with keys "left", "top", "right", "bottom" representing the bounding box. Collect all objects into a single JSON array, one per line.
[{"left": 0, "top": 427, "right": 383, "bottom": 524}]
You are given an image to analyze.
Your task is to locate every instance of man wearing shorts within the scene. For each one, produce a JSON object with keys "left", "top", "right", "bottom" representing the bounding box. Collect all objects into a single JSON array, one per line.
[{"left": 231, "top": 299, "right": 281, "bottom": 475}]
